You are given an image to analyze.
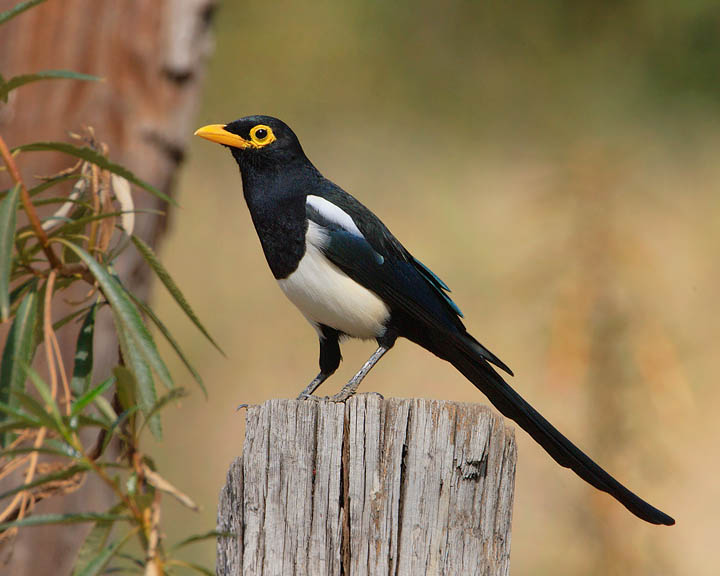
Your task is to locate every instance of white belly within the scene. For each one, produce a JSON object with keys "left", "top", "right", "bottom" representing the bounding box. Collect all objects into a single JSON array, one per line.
[{"left": 277, "top": 223, "right": 390, "bottom": 339}]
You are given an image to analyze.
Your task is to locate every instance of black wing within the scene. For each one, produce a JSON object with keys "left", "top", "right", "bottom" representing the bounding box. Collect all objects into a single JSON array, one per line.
[{"left": 306, "top": 184, "right": 512, "bottom": 374}]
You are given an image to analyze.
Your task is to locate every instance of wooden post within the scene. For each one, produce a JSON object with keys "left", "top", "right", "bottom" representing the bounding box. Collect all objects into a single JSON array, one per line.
[{"left": 217, "top": 395, "right": 517, "bottom": 576}]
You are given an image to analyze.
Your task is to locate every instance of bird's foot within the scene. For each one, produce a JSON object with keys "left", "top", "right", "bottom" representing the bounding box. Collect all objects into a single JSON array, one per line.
[
  {"left": 296, "top": 374, "right": 327, "bottom": 400},
  {"left": 297, "top": 392, "right": 323, "bottom": 402},
  {"left": 327, "top": 384, "right": 360, "bottom": 403}
]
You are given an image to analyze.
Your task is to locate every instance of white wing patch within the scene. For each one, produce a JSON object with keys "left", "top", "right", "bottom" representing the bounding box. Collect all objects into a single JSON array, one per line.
[
  {"left": 277, "top": 222, "right": 389, "bottom": 339},
  {"left": 306, "top": 195, "right": 363, "bottom": 237}
]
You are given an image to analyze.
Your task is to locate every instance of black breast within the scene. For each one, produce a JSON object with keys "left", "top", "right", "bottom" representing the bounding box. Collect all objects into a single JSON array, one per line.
[{"left": 242, "top": 181, "right": 308, "bottom": 280}]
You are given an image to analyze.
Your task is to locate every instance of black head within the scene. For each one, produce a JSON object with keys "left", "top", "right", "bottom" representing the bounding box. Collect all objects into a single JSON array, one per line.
[{"left": 194, "top": 115, "right": 309, "bottom": 173}]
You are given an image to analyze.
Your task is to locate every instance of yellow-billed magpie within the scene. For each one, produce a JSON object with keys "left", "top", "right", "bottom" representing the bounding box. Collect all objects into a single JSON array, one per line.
[{"left": 195, "top": 115, "right": 674, "bottom": 526}]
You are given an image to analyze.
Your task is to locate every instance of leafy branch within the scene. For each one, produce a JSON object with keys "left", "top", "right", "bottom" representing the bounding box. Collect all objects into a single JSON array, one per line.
[{"left": 0, "top": 1, "right": 222, "bottom": 573}]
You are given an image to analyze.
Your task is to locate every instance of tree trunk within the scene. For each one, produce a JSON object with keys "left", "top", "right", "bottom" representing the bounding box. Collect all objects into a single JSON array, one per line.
[
  {"left": 0, "top": 1, "right": 216, "bottom": 573},
  {"left": 218, "top": 395, "right": 517, "bottom": 576}
]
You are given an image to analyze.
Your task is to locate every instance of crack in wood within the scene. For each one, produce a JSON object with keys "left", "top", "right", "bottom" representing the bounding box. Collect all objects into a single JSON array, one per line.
[{"left": 218, "top": 396, "right": 516, "bottom": 575}]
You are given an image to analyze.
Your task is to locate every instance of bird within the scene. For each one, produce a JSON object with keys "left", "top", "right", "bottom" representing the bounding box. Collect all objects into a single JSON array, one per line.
[{"left": 194, "top": 115, "right": 674, "bottom": 526}]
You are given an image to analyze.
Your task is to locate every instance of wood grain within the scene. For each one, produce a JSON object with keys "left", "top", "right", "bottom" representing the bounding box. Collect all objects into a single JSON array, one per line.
[{"left": 218, "top": 395, "right": 517, "bottom": 576}]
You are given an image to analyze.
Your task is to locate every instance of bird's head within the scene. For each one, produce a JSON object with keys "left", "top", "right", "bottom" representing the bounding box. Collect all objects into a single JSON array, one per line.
[{"left": 194, "top": 115, "right": 307, "bottom": 173}]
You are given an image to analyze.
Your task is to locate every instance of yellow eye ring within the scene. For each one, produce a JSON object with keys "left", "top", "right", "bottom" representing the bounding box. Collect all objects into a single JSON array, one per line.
[{"left": 249, "top": 124, "right": 275, "bottom": 147}]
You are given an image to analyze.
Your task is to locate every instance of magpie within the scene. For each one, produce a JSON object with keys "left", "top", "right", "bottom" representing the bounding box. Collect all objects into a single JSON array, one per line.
[{"left": 195, "top": 115, "right": 674, "bottom": 526}]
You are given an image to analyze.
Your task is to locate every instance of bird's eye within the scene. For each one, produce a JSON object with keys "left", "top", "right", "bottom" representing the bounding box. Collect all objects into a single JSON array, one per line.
[{"left": 249, "top": 125, "right": 275, "bottom": 147}]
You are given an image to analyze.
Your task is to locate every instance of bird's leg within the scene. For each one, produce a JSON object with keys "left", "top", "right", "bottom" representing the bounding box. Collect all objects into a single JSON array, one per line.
[
  {"left": 297, "top": 372, "right": 331, "bottom": 399},
  {"left": 329, "top": 345, "right": 389, "bottom": 402},
  {"left": 297, "top": 326, "right": 341, "bottom": 400}
]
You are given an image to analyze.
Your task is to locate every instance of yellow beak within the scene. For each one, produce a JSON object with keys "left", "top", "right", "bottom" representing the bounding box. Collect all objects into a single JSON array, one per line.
[{"left": 194, "top": 124, "right": 251, "bottom": 149}]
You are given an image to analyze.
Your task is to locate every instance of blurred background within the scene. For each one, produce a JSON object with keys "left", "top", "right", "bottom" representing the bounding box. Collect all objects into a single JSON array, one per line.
[{"left": 147, "top": 2, "right": 718, "bottom": 575}]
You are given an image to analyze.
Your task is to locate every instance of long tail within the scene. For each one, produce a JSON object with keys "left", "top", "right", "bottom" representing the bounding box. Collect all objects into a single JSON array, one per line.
[{"left": 442, "top": 332, "right": 675, "bottom": 526}]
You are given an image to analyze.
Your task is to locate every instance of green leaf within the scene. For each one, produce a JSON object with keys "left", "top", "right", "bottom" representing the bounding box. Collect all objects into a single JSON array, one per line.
[
  {"left": 0, "top": 285, "right": 39, "bottom": 442},
  {"left": 34, "top": 195, "right": 92, "bottom": 209},
  {"left": 13, "top": 142, "right": 175, "bottom": 205},
  {"left": 74, "top": 413, "right": 114, "bottom": 430},
  {"left": 0, "top": 400, "right": 42, "bottom": 426},
  {"left": 0, "top": 419, "right": 41, "bottom": 436},
  {"left": 9, "top": 278, "right": 35, "bottom": 309},
  {"left": 138, "top": 388, "right": 188, "bottom": 435},
  {"left": 71, "top": 374, "right": 113, "bottom": 417},
  {"left": 22, "top": 364, "right": 68, "bottom": 437},
  {"left": 100, "top": 405, "right": 138, "bottom": 455},
  {"left": 0, "top": 183, "right": 20, "bottom": 320},
  {"left": 56, "top": 241, "right": 173, "bottom": 393},
  {"left": 115, "top": 329, "right": 161, "bottom": 438},
  {"left": 70, "top": 303, "right": 97, "bottom": 395},
  {"left": 12, "top": 389, "right": 65, "bottom": 434},
  {"left": 0, "top": 70, "right": 100, "bottom": 102},
  {"left": 171, "top": 529, "right": 233, "bottom": 551},
  {"left": 166, "top": 560, "right": 214, "bottom": 576},
  {"left": 131, "top": 234, "right": 224, "bottom": 356},
  {"left": 93, "top": 394, "right": 116, "bottom": 424},
  {"left": 113, "top": 366, "right": 135, "bottom": 415},
  {"left": 28, "top": 172, "right": 82, "bottom": 197},
  {"left": 0, "top": 464, "right": 87, "bottom": 501},
  {"left": 1, "top": 438, "right": 78, "bottom": 459},
  {"left": 0, "top": 0, "right": 46, "bottom": 27},
  {"left": 0, "top": 512, "right": 129, "bottom": 531},
  {"left": 129, "top": 294, "right": 205, "bottom": 397},
  {"left": 53, "top": 304, "right": 94, "bottom": 332},
  {"left": 71, "top": 503, "right": 126, "bottom": 576}
]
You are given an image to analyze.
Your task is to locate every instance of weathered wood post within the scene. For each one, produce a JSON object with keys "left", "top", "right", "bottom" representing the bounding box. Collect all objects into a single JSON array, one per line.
[{"left": 217, "top": 394, "right": 517, "bottom": 576}]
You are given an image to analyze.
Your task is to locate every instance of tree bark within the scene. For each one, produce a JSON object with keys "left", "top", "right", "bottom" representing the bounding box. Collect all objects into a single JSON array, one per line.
[
  {"left": 218, "top": 395, "right": 517, "bottom": 576},
  {"left": 0, "top": 1, "right": 216, "bottom": 574}
]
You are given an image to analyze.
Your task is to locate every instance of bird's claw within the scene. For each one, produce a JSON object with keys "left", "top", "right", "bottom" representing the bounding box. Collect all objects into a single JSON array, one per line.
[
  {"left": 297, "top": 391, "right": 350, "bottom": 403},
  {"left": 297, "top": 392, "right": 322, "bottom": 402},
  {"left": 327, "top": 391, "right": 353, "bottom": 403}
]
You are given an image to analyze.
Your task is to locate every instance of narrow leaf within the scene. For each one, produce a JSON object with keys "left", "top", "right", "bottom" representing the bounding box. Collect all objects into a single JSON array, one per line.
[
  {"left": 70, "top": 303, "right": 97, "bottom": 395},
  {"left": 0, "top": 183, "right": 20, "bottom": 320},
  {"left": 100, "top": 406, "right": 138, "bottom": 454},
  {"left": 171, "top": 529, "right": 233, "bottom": 551},
  {"left": 139, "top": 388, "right": 187, "bottom": 435},
  {"left": 0, "top": 285, "right": 39, "bottom": 440},
  {"left": 0, "top": 419, "right": 42, "bottom": 435},
  {"left": 131, "top": 235, "right": 224, "bottom": 355},
  {"left": 71, "top": 503, "right": 126, "bottom": 576},
  {"left": 0, "top": 400, "right": 42, "bottom": 425},
  {"left": 74, "top": 413, "right": 114, "bottom": 430},
  {"left": 56, "top": 241, "right": 174, "bottom": 394},
  {"left": 23, "top": 364, "right": 67, "bottom": 435},
  {"left": 0, "top": 464, "right": 87, "bottom": 501},
  {"left": 166, "top": 560, "right": 214, "bottom": 576},
  {"left": 0, "top": 70, "right": 100, "bottom": 102},
  {"left": 114, "top": 329, "right": 161, "bottom": 439},
  {"left": 130, "top": 294, "right": 205, "bottom": 397},
  {"left": 12, "top": 389, "right": 64, "bottom": 434},
  {"left": 0, "top": 512, "right": 129, "bottom": 531},
  {"left": 28, "top": 172, "right": 81, "bottom": 197},
  {"left": 53, "top": 304, "right": 94, "bottom": 332},
  {"left": 2, "top": 437, "right": 79, "bottom": 459},
  {"left": 71, "top": 374, "right": 113, "bottom": 417},
  {"left": 0, "top": 0, "right": 46, "bottom": 27},
  {"left": 9, "top": 278, "right": 35, "bottom": 309},
  {"left": 1, "top": 445, "right": 76, "bottom": 459},
  {"left": 14, "top": 142, "right": 175, "bottom": 205},
  {"left": 93, "top": 394, "right": 116, "bottom": 424}
]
